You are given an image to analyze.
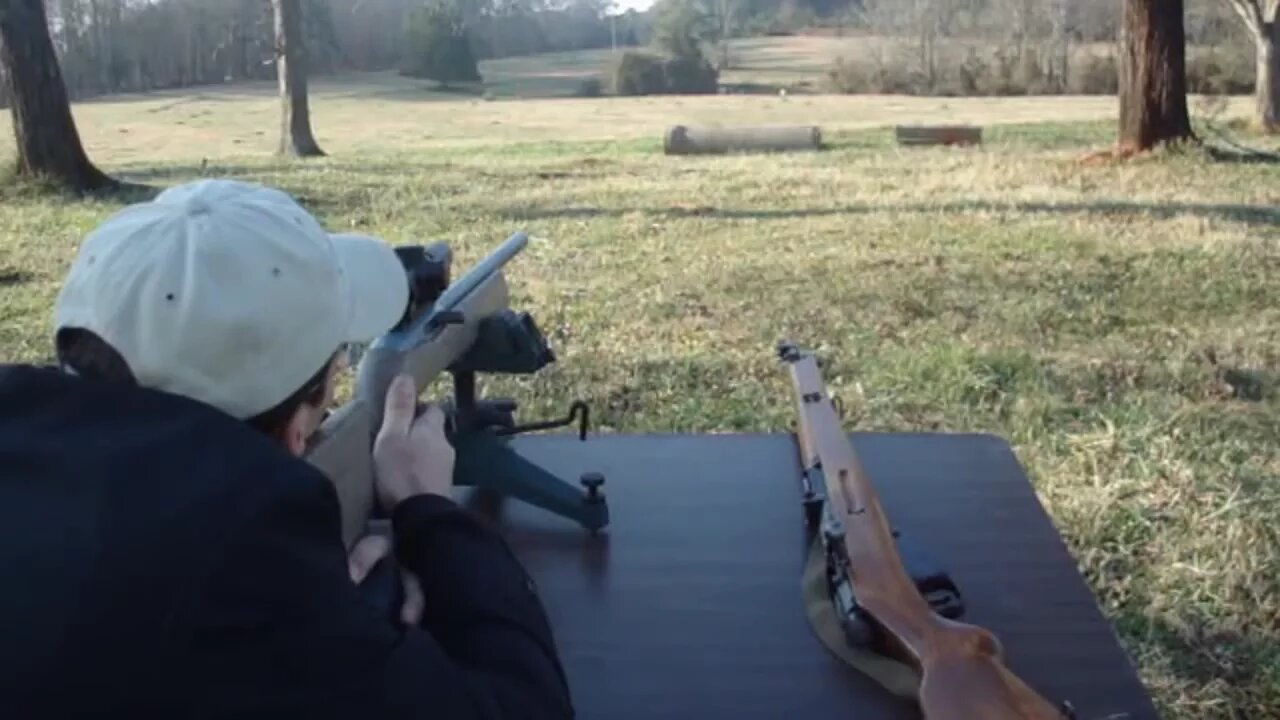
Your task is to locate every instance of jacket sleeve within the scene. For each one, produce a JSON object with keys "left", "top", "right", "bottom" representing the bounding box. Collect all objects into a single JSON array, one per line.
[{"left": 178, "top": 471, "right": 575, "bottom": 720}]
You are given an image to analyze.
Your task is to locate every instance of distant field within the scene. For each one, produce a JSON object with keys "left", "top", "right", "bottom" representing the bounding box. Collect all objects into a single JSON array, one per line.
[
  {"left": 0, "top": 70, "right": 1256, "bottom": 171},
  {"left": 1, "top": 65, "right": 1278, "bottom": 720},
  {"left": 0, "top": 33, "right": 1251, "bottom": 170}
]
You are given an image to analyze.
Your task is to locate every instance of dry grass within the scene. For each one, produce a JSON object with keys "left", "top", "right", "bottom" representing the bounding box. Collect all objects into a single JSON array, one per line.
[
  {"left": 2, "top": 73, "right": 1278, "bottom": 719},
  {"left": 0, "top": 72, "right": 1256, "bottom": 167}
]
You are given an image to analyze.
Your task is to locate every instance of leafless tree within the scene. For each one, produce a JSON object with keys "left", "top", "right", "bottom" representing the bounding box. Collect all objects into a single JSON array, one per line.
[
  {"left": 1224, "top": 0, "right": 1280, "bottom": 131},
  {"left": 0, "top": 0, "right": 116, "bottom": 192},
  {"left": 1119, "top": 0, "right": 1194, "bottom": 150},
  {"left": 273, "top": 0, "right": 325, "bottom": 157}
]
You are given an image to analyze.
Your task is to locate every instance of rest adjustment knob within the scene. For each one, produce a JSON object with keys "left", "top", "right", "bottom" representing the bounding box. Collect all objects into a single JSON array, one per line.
[{"left": 580, "top": 472, "right": 605, "bottom": 504}]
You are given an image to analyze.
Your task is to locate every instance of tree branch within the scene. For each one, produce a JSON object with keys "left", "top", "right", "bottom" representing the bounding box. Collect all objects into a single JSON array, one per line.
[
  {"left": 1229, "top": 0, "right": 1264, "bottom": 36},
  {"left": 1266, "top": 0, "right": 1280, "bottom": 23}
]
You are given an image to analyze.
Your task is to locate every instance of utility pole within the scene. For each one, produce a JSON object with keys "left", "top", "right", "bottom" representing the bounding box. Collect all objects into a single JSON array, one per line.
[{"left": 609, "top": 1, "right": 618, "bottom": 53}]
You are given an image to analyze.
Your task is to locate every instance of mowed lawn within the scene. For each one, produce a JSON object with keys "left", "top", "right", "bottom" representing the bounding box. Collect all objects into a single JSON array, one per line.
[{"left": 1, "top": 77, "right": 1278, "bottom": 719}]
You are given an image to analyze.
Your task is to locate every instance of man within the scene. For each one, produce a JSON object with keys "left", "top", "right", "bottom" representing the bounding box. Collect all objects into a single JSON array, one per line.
[{"left": 0, "top": 180, "right": 575, "bottom": 719}]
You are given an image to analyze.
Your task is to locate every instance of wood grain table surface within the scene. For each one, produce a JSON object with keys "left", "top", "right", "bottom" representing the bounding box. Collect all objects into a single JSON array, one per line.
[{"left": 461, "top": 432, "right": 1160, "bottom": 720}]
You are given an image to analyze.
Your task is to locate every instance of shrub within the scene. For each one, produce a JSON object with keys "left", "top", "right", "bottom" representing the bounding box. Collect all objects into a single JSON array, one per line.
[
  {"left": 400, "top": 3, "right": 482, "bottom": 88},
  {"left": 958, "top": 50, "right": 987, "bottom": 96},
  {"left": 611, "top": 50, "right": 719, "bottom": 96},
  {"left": 663, "top": 54, "right": 719, "bottom": 94},
  {"left": 612, "top": 52, "right": 668, "bottom": 96},
  {"left": 1187, "top": 49, "right": 1254, "bottom": 95},
  {"left": 987, "top": 48, "right": 1021, "bottom": 95},
  {"left": 826, "top": 56, "right": 871, "bottom": 93},
  {"left": 1069, "top": 53, "right": 1118, "bottom": 95},
  {"left": 575, "top": 77, "right": 605, "bottom": 97},
  {"left": 826, "top": 55, "right": 918, "bottom": 94}
]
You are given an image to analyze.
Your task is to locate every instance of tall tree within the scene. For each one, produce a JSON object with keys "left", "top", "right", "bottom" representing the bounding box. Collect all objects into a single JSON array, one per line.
[
  {"left": 273, "top": 0, "right": 325, "bottom": 157},
  {"left": 1225, "top": 0, "right": 1280, "bottom": 132},
  {"left": 401, "top": 2, "right": 482, "bottom": 89},
  {"left": 1118, "top": 0, "right": 1194, "bottom": 151},
  {"left": 0, "top": 0, "right": 115, "bottom": 192}
]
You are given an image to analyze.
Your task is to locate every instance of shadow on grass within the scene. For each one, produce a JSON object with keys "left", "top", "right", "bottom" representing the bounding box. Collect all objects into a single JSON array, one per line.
[
  {"left": 1112, "top": 603, "right": 1279, "bottom": 717},
  {"left": 1202, "top": 143, "right": 1280, "bottom": 166},
  {"left": 0, "top": 270, "right": 34, "bottom": 287},
  {"left": 111, "top": 161, "right": 449, "bottom": 183},
  {"left": 0, "top": 173, "right": 156, "bottom": 204},
  {"left": 499, "top": 199, "right": 1280, "bottom": 228}
]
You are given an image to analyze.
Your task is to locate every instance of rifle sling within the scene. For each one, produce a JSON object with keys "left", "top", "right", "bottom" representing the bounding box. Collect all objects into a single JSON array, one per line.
[{"left": 802, "top": 538, "right": 921, "bottom": 700}]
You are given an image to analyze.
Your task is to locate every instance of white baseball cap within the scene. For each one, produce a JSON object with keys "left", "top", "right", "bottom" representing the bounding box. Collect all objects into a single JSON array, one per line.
[{"left": 53, "top": 179, "right": 409, "bottom": 419}]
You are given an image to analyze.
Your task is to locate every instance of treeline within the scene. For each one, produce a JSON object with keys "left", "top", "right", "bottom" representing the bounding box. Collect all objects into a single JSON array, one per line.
[
  {"left": 625, "top": 0, "right": 1254, "bottom": 98},
  {"left": 806, "top": 0, "right": 1255, "bottom": 97},
  {"left": 647, "top": 0, "right": 1247, "bottom": 45},
  {"left": 333, "top": 0, "right": 652, "bottom": 69},
  {"left": 0, "top": 0, "right": 1256, "bottom": 106},
  {"left": 16, "top": 0, "right": 650, "bottom": 102},
  {"left": 39, "top": 0, "right": 342, "bottom": 98}
]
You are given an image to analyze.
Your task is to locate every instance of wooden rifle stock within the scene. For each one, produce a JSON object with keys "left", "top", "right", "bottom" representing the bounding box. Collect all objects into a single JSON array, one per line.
[{"left": 780, "top": 343, "right": 1067, "bottom": 720}]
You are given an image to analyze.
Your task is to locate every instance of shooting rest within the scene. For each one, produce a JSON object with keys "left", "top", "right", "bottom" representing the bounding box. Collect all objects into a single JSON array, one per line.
[
  {"left": 305, "top": 233, "right": 609, "bottom": 548},
  {"left": 462, "top": 432, "right": 1161, "bottom": 720}
]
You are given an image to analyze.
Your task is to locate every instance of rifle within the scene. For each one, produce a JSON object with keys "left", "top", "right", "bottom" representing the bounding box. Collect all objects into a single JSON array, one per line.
[
  {"left": 304, "top": 232, "right": 609, "bottom": 552},
  {"left": 777, "top": 341, "right": 1074, "bottom": 720}
]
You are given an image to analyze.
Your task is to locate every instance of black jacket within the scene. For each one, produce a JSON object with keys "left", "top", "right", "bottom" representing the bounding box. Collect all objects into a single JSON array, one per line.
[{"left": 0, "top": 364, "right": 574, "bottom": 719}]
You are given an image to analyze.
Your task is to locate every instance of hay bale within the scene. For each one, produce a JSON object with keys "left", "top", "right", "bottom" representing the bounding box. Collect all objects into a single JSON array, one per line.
[
  {"left": 664, "top": 125, "right": 823, "bottom": 155},
  {"left": 894, "top": 125, "right": 982, "bottom": 147}
]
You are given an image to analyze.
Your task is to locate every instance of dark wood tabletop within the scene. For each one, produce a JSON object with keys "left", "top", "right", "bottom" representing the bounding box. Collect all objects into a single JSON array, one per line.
[{"left": 463, "top": 432, "right": 1160, "bottom": 720}]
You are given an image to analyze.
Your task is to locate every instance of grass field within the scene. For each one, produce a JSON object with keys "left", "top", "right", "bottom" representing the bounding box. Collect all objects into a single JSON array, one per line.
[{"left": 1, "top": 68, "right": 1278, "bottom": 719}]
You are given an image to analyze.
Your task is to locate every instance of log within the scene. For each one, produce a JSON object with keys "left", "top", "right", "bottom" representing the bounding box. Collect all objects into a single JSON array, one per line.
[
  {"left": 664, "top": 125, "right": 823, "bottom": 155},
  {"left": 894, "top": 125, "right": 983, "bottom": 147}
]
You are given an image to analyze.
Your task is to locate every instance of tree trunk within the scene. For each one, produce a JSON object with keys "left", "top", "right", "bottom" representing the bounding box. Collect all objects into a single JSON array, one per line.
[
  {"left": 1257, "top": 21, "right": 1280, "bottom": 132},
  {"left": 272, "top": 0, "right": 324, "bottom": 157},
  {"left": 0, "top": 0, "right": 115, "bottom": 192},
  {"left": 1118, "top": 0, "right": 1194, "bottom": 151}
]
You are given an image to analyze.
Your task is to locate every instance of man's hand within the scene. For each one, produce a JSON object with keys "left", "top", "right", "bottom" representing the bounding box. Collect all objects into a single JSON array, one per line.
[
  {"left": 372, "top": 374, "right": 456, "bottom": 512},
  {"left": 347, "top": 533, "right": 425, "bottom": 626}
]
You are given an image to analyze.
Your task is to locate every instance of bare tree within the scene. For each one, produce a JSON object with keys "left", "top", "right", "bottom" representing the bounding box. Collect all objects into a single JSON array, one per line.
[
  {"left": 715, "top": 0, "right": 733, "bottom": 69},
  {"left": 273, "top": 0, "right": 325, "bottom": 157},
  {"left": 1119, "top": 0, "right": 1194, "bottom": 151},
  {"left": 1225, "top": 0, "right": 1280, "bottom": 131},
  {"left": 0, "top": 0, "right": 116, "bottom": 192},
  {"left": 1046, "top": 0, "right": 1070, "bottom": 92}
]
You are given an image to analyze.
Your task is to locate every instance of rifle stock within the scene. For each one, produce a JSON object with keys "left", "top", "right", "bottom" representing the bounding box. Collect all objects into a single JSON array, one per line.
[{"left": 779, "top": 342, "right": 1067, "bottom": 720}]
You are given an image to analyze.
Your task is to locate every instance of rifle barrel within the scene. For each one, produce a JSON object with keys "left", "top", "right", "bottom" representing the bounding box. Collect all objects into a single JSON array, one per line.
[
  {"left": 370, "top": 232, "right": 528, "bottom": 352},
  {"left": 433, "top": 232, "right": 528, "bottom": 313}
]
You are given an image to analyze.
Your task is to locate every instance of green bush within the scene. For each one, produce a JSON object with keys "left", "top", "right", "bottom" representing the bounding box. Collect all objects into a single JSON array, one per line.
[
  {"left": 612, "top": 52, "right": 668, "bottom": 96},
  {"left": 400, "top": 3, "right": 482, "bottom": 88},
  {"left": 611, "top": 50, "right": 718, "bottom": 96},
  {"left": 663, "top": 54, "right": 719, "bottom": 94},
  {"left": 575, "top": 77, "right": 605, "bottom": 98}
]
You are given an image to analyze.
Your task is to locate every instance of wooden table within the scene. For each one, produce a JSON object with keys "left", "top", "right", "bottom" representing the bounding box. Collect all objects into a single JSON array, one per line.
[{"left": 465, "top": 432, "right": 1160, "bottom": 720}]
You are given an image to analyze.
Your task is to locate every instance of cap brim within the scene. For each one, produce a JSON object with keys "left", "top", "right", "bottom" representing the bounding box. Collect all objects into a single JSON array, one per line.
[{"left": 331, "top": 234, "right": 409, "bottom": 343}]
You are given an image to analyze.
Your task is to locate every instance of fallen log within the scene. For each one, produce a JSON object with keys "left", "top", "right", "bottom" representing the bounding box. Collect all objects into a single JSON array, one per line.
[
  {"left": 664, "top": 125, "right": 823, "bottom": 155},
  {"left": 894, "top": 125, "right": 982, "bottom": 147}
]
